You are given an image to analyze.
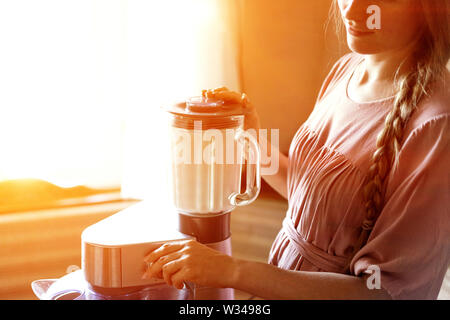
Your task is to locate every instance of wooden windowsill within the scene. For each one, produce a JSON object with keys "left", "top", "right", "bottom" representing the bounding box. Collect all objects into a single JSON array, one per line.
[{"left": 0, "top": 179, "right": 136, "bottom": 215}]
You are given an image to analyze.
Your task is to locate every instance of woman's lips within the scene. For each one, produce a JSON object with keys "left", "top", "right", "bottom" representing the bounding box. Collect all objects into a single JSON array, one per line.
[{"left": 347, "top": 26, "right": 375, "bottom": 37}]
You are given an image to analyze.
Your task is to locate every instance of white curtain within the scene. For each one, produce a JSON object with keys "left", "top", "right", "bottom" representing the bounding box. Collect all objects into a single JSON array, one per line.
[{"left": 0, "top": 0, "right": 240, "bottom": 195}]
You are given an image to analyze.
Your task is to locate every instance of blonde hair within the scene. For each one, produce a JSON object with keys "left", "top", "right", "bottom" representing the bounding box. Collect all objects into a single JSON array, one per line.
[{"left": 331, "top": 0, "right": 450, "bottom": 265}]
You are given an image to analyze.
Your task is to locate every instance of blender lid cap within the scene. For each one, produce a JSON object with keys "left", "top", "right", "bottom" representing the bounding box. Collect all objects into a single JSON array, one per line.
[{"left": 164, "top": 96, "right": 250, "bottom": 118}]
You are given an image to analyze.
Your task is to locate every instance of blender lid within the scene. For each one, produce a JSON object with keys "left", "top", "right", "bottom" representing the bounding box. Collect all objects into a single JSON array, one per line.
[{"left": 164, "top": 96, "right": 250, "bottom": 118}]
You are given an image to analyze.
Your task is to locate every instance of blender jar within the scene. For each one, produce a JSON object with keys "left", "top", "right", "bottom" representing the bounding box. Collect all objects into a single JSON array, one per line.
[{"left": 165, "top": 96, "right": 261, "bottom": 215}]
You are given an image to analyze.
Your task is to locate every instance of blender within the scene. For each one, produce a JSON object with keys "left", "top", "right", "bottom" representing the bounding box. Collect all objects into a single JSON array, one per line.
[
  {"left": 31, "top": 96, "right": 261, "bottom": 300},
  {"left": 167, "top": 96, "right": 261, "bottom": 299}
]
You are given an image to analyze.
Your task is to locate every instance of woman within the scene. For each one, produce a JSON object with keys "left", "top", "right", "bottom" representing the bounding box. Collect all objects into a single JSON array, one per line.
[{"left": 143, "top": 0, "right": 449, "bottom": 299}]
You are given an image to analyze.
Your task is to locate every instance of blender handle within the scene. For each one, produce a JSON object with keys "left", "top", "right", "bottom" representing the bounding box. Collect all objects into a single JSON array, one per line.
[{"left": 230, "top": 130, "right": 261, "bottom": 207}]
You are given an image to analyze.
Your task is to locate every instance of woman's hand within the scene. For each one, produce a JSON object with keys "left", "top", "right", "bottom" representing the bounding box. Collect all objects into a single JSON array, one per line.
[
  {"left": 202, "top": 87, "right": 261, "bottom": 131},
  {"left": 142, "top": 239, "right": 239, "bottom": 290}
]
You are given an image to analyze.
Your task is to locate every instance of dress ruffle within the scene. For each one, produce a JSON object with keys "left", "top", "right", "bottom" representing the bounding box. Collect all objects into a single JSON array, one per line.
[{"left": 269, "top": 125, "right": 365, "bottom": 272}]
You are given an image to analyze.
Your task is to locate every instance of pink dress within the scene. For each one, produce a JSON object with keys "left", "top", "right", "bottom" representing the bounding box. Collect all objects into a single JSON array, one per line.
[{"left": 268, "top": 53, "right": 450, "bottom": 300}]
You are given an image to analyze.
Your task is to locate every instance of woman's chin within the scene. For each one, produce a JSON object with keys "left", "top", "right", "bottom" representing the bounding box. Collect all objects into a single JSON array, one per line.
[{"left": 346, "top": 38, "right": 385, "bottom": 55}]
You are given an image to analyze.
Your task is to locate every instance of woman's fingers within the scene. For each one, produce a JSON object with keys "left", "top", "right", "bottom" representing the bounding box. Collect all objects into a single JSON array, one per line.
[
  {"left": 161, "top": 260, "right": 183, "bottom": 286},
  {"left": 144, "top": 241, "right": 187, "bottom": 264},
  {"left": 203, "top": 87, "right": 238, "bottom": 101},
  {"left": 142, "top": 239, "right": 237, "bottom": 290},
  {"left": 202, "top": 87, "right": 253, "bottom": 110},
  {"left": 143, "top": 250, "right": 190, "bottom": 290},
  {"left": 202, "top": 87, "right": 229, "bottom": 98},
  {"left": 143, "top": 240, "right": 195, "bottom": 279},
  {"left": 210, "top": 91, "right": 243, "bottom": 104},
  {"left": 241, "top": 93, "right": 251, "bottom": 107},
  {"left": 212, "top": 87, "right": 229, "bottom": 93},
  {"left": 171, "top": 268, "right": 189, "bottom": 290},
  {"left": 144, "top": 250, "right": 183, "bottom": 279}
]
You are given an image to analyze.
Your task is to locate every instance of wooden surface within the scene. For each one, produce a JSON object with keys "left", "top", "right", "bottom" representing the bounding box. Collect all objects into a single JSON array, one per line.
[
  {"left": 0, "top": 200, "right": 139, "bottom": 300},
  {"left": 0, "top": 179, "right": 123, "bottom": 214}
]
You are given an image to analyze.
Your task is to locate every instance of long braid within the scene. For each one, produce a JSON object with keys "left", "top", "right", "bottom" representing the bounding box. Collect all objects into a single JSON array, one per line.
[{"left": 351, "top": 61, "right": 428, "bottom": 258}]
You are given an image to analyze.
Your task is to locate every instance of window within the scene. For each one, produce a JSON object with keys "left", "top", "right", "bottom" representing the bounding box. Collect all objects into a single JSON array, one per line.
[{"left": 0, "top": 0, "right": 239, "bottom": 203}]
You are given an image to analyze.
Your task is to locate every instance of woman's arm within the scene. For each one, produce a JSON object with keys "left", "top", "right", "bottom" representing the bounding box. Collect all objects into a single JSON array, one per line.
[
  {"left": 143, "top": 240, "right": 392, "bottom": 300},
  {"left": 232, "top": 258, "right": 392, "bottom": 300},
  {"left": 260, "top": 136, "right": 289, "bottom": 199}
]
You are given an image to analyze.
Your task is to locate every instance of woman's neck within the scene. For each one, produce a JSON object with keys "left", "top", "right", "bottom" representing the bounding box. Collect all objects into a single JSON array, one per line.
[
  {"left": 348, "top": 42, "right": 419, "bottom": 103},
  {"left": 361, "top": 45, "right": 416, "bottom": 84}
]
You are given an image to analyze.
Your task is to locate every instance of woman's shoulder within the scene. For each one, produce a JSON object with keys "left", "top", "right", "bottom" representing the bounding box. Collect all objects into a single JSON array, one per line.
[
  {"left": 406, "top": 70, "right": 450, "bottom": 137},
  {"left": 329, "top": 52, "right": 363, "bottom": 79}
]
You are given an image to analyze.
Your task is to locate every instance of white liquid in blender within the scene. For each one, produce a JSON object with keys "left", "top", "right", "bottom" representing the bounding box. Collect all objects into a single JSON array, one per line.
[{"left": 170, "top": 128, "right": 244, "bottom": 214}]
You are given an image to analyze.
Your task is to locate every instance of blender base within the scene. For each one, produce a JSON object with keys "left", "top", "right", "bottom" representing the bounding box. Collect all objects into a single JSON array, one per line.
[{"left": 32, "top": 201, "right": 236, "bottom": 300}]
